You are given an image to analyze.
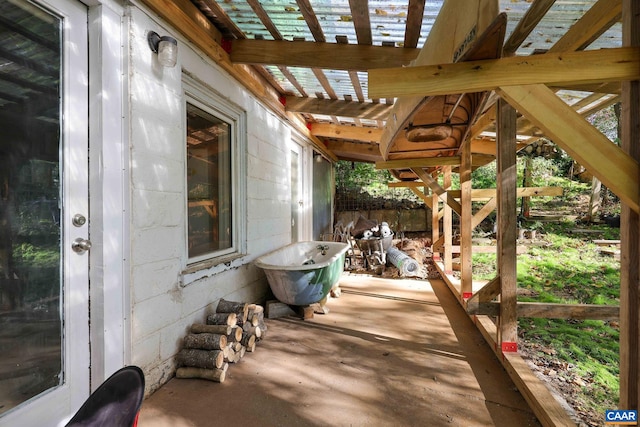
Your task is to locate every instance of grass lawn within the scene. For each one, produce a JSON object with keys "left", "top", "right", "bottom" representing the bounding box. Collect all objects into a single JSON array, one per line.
[{"left": 472, "top": 219, "right": 621, "bottom": 424}]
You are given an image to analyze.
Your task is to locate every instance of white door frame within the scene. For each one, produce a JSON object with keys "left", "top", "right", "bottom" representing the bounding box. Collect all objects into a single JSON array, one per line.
[
  {"left": 1, "top": 0, "right": 89, "bottom": 424},
  {"left": 1, "top": 0, "right": 128, "bottom": 425},
  {"left": 290, "top": 134, "right": 312, "bottom": 241}
]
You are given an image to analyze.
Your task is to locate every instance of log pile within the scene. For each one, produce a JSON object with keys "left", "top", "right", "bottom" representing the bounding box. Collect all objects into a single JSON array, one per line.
[{"left": 175, "top": 299, "right": 267, "bottom": 383}]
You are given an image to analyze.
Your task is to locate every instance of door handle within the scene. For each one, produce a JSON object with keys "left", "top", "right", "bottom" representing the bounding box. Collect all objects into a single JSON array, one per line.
[{"left": 72, "top": 238, "right": 92, "bottom": 254}]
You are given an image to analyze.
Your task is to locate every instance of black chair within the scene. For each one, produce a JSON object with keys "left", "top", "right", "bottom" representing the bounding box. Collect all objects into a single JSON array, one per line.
[{"left": 66, "top": 366, "right": 145, "bottom": 427}]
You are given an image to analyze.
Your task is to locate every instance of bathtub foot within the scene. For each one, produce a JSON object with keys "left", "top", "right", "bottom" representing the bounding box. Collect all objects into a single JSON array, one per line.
[
  {"left": 311, "top": 298, "right": 330, "bottom": 315},
  {"left": 330, "top": 286, "right": 342, "bottom": 298}
]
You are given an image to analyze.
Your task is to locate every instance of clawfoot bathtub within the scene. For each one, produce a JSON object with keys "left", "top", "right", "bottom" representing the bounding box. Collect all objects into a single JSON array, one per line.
[{"left": 254, "top": 241, "right": 349, "bottom": 306}]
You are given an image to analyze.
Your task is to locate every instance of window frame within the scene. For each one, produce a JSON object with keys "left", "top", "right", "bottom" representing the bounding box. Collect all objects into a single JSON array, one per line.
[{"left": 183, "top": 75, "right": 247, "bottom": 267}]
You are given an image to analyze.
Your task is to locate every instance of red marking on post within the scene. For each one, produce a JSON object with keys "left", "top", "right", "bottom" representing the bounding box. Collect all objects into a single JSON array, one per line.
[
  {"left": 501, "top": 342, "right": 518, "bottom": 352},
  {"left": 462, "top": 292, "right": 473, "bottom": 300},
  {"left": 220, "top": 38, "right": 232, "bottom": 54},
  {"left": 279, "top": 95, "right": 287, "bottom": 106}
]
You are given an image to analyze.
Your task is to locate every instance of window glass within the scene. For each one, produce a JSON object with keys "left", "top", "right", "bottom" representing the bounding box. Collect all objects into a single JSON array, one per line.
[{"left": 186, "top": 103, "right": 232, "bottom": 259}]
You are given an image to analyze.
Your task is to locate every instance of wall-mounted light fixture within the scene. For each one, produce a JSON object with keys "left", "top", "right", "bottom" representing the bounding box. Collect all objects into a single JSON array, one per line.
[{"left": 147, "top": 31, "right": 178, "bottom": 68}]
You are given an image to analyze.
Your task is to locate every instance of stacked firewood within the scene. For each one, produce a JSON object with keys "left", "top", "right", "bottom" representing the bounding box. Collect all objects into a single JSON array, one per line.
[{"left": 175, "top": 299, "right": 267, "bottom": 383}]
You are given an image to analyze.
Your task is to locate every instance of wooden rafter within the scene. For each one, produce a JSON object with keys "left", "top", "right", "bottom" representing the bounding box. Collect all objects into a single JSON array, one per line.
[
  {"left": 502, "top": 0, "right": 556, "bottom": 56},
  {"left": 311, "top": 123, "right": 382, "bottom": 142},
  {"left": 404, "top": 0, "right": 425, "bottom": 49},
  {"left": 325, "top": 140, "right": 382, "bottom": 162},
  {"left": 296, "top": 0, "right": 325, "bottom": 42},
  {"left": 285, "top": 96, "right": 392, "bottom": 120},
  {"left": 229, "top": 39, "right": 420, "bottom": 70},
  {"left": 348, "top": 0, "right": 372, "bottom": 45},
  {"left": 549, "top": 0, "right": 621, "bottom": 53}
]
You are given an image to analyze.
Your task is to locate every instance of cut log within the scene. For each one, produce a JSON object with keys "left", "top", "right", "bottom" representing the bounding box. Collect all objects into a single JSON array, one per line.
[
  {"left": 256, "top": 321, "right": 267, "bottom": 341},
  {"left": 246, "top": 341, "right": 257, "bottom": 352},
  {"left": 216, "top": 298, "right": 249, "bottom": 324},
  {"left": 247, "top": 305, "right": 264, "bottom": 326},
  {"left": 241, "top": 333, "right": 256, "bottom": 348},
  {"left": 207, "top": 312, "right": 237, "bottom": 326},
  {"left": 183, "top": 333, "right": 227, "bottom": 350},
  {"left": 176, "top": 364, "right": 228, "bottom": 383},
  {"left": 243, "top": 324, "right": 262, "bottom": 339},
  {"left": 191, "top": 324, "right": 233, "bottom": 335},
  {"left": 228, "top": 325, "right": 243, "bottom": 342},
  {"left": 176, "top": 349, "right": 224, "bottom": 369}
]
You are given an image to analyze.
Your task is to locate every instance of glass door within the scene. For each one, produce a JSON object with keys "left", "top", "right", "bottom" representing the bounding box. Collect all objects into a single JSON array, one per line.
[{"left": 0, "top": 0, "right": 90, "bottom": 424}]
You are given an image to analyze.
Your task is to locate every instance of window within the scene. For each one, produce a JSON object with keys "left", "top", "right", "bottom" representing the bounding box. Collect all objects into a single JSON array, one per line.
[{"left": 185, "top": 77, "right": 246, "bottom": 265}]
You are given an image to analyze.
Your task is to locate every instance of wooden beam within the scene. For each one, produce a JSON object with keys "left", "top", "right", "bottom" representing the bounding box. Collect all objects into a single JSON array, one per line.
[
  {"left": 411, "top": 168, "right": 462, "bottom": 216},
  {"left": 432, "top": 190, "right": 440, "bottom": 257},
  {"left": 404, "top": 0, "right": 426, "bottom": 49},
  {"left": 432, "top": 235, "right": 444, "bottom": 252},
  {"left": 230, "top": 39, "right": 419, "bottom": 71},
  {"left": 285, "top": 96, "right": 392, "bottom": 120},
  {"left": 549, "top": 0, "right": 621, "bottom": 53},
  {"left": 348, "top": 0, "right": 372, "bottom": 45},
  {"left": 502, "top": 0, "right": 556, "bottom": 56},
  {"left": 443, "top": 167, "right": 453, "bottom": 273},
  {"left": 471, "top": 197, "right": 497, "bottom": 229},
  {"left": 368, "top": 47, "right": 640, "bottom": 99},
  {"left": 497, "top": 98, "right": 518, "bottom": 351},
  {"left": 619, "top": 0, "right": 640, "bottom": 410},
  {"left": 376, "top": 157, "right": 461, "bottom": 170},
  {"left": 451, "top": 245, "right": 527, "bottom": 255},
  {"left": 460, "top": 140, "right": 473, "bottom": 297},
  {"left": 311, "top": 123, "right": 382, "bottom": 142},
  {"left": 387, "top": 185, "right": 562, "bottom": 200},
  {"left": 409, "top": 187, "right": 433, "bottom": 209},
  {"left": 296, "top": 0, "right": 325, "bottom": 42},
  {"left": 466, "top": 276, "right": 500, "bottom": 309},
  {"left": 325, "top": 140, "right": 381, "bottom": 163},
  {"left": 497, "top": 84, "right": 640, "bottom": 213},
  {"left": 468, "top": 302, "right": 620, "bottom": 321}
]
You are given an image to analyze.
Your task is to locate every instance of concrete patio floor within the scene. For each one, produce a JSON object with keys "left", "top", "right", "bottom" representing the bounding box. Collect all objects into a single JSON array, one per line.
[{"left": 138, "top": 274, "right": 542, "bottom": 426}]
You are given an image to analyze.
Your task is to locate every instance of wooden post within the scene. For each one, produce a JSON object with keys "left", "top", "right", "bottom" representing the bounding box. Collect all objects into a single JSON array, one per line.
[
  {"left": 432, "top": 187, "right": 440, "bottom": 260},
  {"left": 460, "top": 140, "right": 473, "bottom": 298},
  {"left": 521, "top": 156, "right": 532, "bottom": 218},
  {"left": 443, "top": 167, "right": 453, "bottom": 274},
  {"left": 619, "top": 0, "right": 640, "bottom": 410},
  {"left": 497, "top": 97, "right": 518, "bottom": 352}
]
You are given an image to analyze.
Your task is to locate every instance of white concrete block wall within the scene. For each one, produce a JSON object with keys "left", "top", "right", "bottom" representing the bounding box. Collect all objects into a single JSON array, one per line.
[{"left": 127, "top": 5, "right": 314, "bottom": 393}]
